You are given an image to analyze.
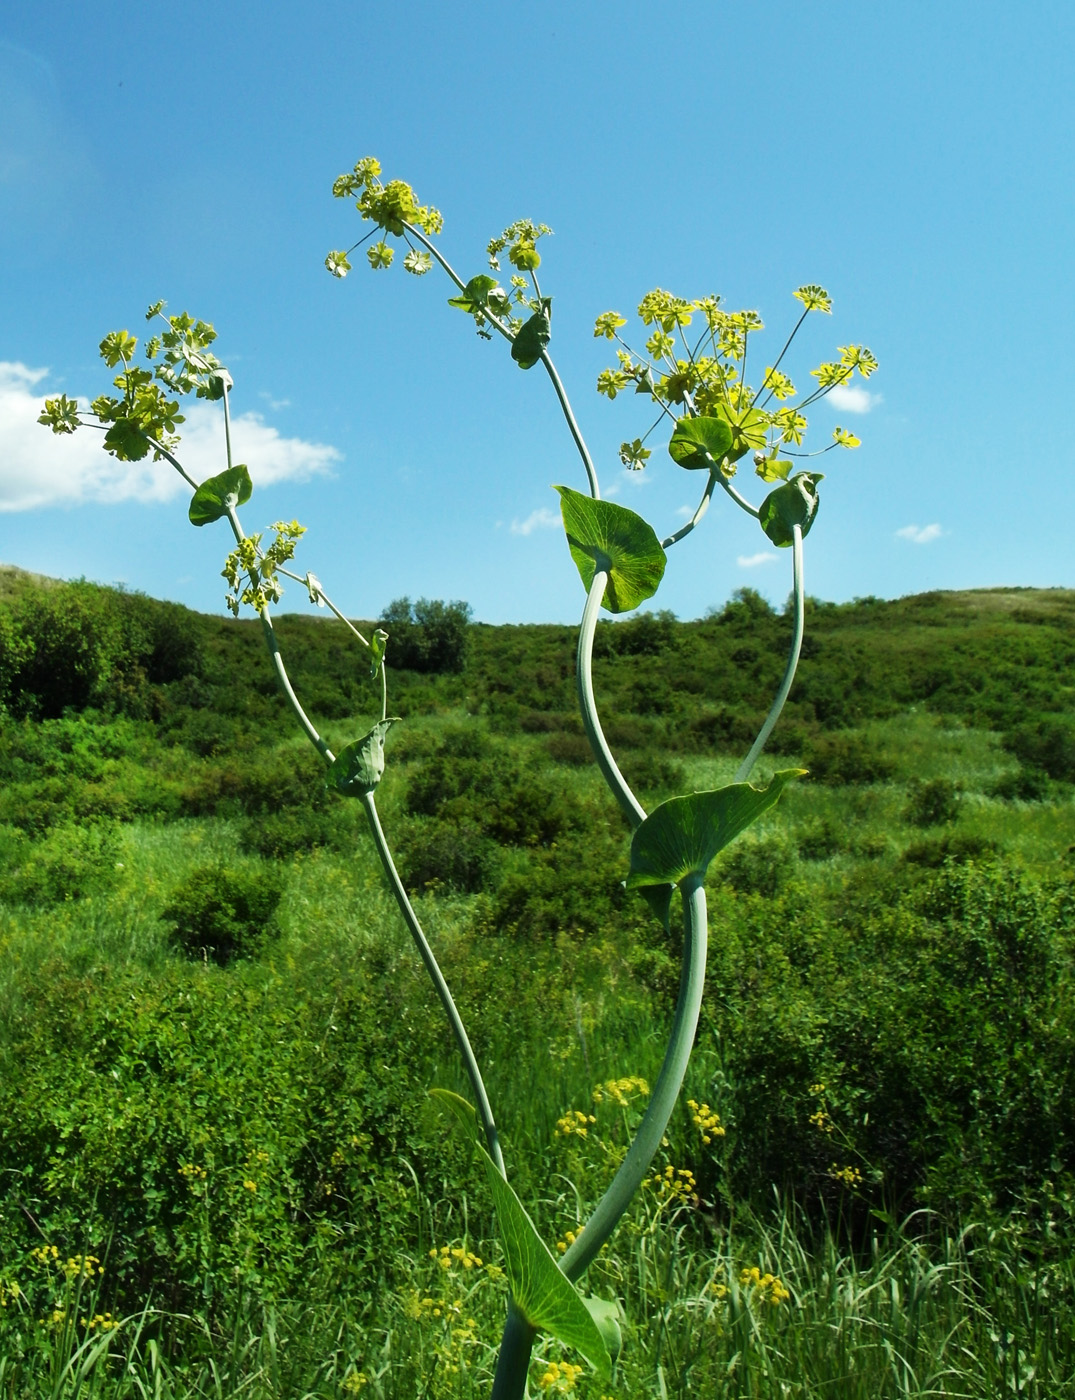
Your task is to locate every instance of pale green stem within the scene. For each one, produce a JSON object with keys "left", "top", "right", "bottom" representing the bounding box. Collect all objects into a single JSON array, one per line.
[
  {"left": 734, "top": 523, "right": 804, "bottom": 783},
  {"left": 561, "top": 876, "right": 708, "bottom": 1282},
  {"left": 224, "top": 505, "right": 333, "bottom": 764},
  {"left": 276, "top": 566, "right": 371, "bottom": 647},
  {"left": 577, "top": 572, "right": 646, "bottom": 829},
  {"left": 661, "top": 470, "right": 718, "bottom": 550},
  {"left": 717, "top": 474, "right": 761, "bottom": 519},
  {"left": 138, "top": 433, "right": 199, "bottom": 491},
  {"left": 221, "top": 382, "right": 234, "bottom": 471},
  {"left": 361, "top": 791, "right": 505, "bottom": 1178},
  {"left": 403, "top": 221, "right": 599, "bottom": 500}
]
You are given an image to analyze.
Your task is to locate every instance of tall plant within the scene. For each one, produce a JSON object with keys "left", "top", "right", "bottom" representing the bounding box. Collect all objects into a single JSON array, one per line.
[{"left": 39, "top": 156, "right": 876, "bottom": 1395}]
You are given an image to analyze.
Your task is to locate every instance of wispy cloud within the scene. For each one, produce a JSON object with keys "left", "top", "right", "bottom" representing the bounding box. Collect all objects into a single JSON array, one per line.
[
  {"left": 738, "top": 551, "right": 780, "bottom": 568},
  {"left": 0, "top": 362, "right": 341, "bottom": 512},
  {"left": 896, "top": 523, "right": 943, "bottom": 545},
  {"left": 510, "top": 506, "right": 561, "bottom": 536},
  {"left": 826, "top": 383, "right": 882, "bottom": 414},
  {"left": 259, "top": 391, "right": 291, "bottom": 411}
]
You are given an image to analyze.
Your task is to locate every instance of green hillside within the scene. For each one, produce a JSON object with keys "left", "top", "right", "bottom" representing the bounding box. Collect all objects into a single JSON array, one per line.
[{"left": 0, "top": 576, "right": 1073, "bottom": 1396}]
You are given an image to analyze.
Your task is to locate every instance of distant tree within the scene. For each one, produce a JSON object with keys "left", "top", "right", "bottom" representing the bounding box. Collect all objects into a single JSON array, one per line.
[{"left": 378, "top": 596, "right": 472, "bottom": 673}]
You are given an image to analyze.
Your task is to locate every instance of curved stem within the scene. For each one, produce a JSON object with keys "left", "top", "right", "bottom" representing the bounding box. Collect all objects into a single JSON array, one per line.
[
  {"left": 734, "top": 523, "right": 804, "bottom": 783},
  {"left": 224, "top": 504, "right": 333, "bottom": 764},
  {"left": 661, "top": 470, "right": 718, "bottom": 550},
  {"left": 717, "top": 474, "right": 760, "bottom": 519},
  {"left": 361, "top": 792, "right": 505, "bottom": 1178},
  {"left": 577, "top": 573, "right": 646, "bottom": 829},
  {"left": 561, "top": 876, "right": 708, "bottom": 1282},
  {"left": 538, "top": 350, "right": 600, "bottom": 500},
  {"left": 489, "top": 1303, "right": 537, "bottom": 1400},
  {"left": 139, "top": 434, "right": 199, "bottom": 491}
]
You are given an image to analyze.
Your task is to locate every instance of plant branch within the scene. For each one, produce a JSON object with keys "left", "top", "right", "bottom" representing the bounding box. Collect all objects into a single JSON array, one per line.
[
  {"left": 577, "top": 573, "right": 646, "bottom": 828},
  {"left": 662, "top": 470, "right": 718, "bottom": 550},
  {"left": 361, "top": 792, "right": 506, "bottom": 1178},
  {"left": 734, "top": 523, "right": 804, "bottom": 782},
  {"left": 717, "top": 474, "right": 761, "bottom": 519},
  {"left": 561, "top": 875, "right": 708, "bottom": 1282}
]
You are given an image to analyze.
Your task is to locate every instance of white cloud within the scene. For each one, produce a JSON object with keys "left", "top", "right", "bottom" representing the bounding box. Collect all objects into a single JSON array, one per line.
[
  {"left": 896, "top": 523, "right": 943, "bottom": 545},
  {"left": 510, "top": 506, "right": 561, "bottom": 536},
  {"left": 259, "top": 391, "right": 291, "bottom": 411},
  {"left": 826, "top": 383, "right": 882, "bottom": 414},
  {"left": 0, "top": 362, "right": 341, "bottom": 512},
  {"left": 737, "top": 551, "right": 780, "bottom": 568}
]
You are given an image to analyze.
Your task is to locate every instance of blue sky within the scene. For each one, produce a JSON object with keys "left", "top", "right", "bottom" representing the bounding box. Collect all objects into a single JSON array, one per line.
[{"left": 2, "top": 1, "right": 1072, "bottom": 624}]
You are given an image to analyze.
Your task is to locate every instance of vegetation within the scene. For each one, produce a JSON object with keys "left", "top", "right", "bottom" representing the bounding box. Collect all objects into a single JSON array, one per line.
[{"left": 0, "top": 577, "right": 1074, "bottom": 1395}]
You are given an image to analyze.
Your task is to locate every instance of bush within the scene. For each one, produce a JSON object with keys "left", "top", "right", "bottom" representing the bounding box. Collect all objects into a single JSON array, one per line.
[
  {"left": 717, "top": 835, "right": 798, "bottom": 897},
  {"left": 803, "top": 732, "right": 896, "bottom": 786},
  {"left": 162, "top": 864, "right": 285, "bottom": 965},
  {"left": 0, "top": 821, "right": 122, "bottom": 904},
  {"left": 1003, "top": 716, "right": 1075, "bottom": 782},
  {"left": 903, "top": 777, "right": 962, "bottom": 827},
  {"left": 395, "top": 817, "right": 501, "bottom": 894}
]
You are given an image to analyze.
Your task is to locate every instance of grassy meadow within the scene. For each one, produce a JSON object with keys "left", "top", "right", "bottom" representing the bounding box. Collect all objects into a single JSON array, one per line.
[{"left": 0, "top": 573, "right": 1074, "bottom": 1396}]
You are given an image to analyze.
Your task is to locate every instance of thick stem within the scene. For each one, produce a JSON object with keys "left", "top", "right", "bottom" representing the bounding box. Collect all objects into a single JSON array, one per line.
[
  {"left": 361, "top": 792, "right": 505, "bottom": 1179},
  {"left": 734, "top": 523, "right": 804, "bottom": 783},
  {"left": 561, "top": 877, "right": 708, "bottom": 1282},
  {"left": 489, "top": 1304, "right": 538, "bottom": 1400},
  {"left": 576, "top": 573, "right": 646, "bottom": 829}
]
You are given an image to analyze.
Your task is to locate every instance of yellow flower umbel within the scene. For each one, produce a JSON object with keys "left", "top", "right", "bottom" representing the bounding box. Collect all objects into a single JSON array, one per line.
[
  {"left": 537, "top": 1359, "right": 584, "bottom": 1391},
  {"left": 687, "top": 1099, "right": 726, "bottom": 1145},
  {"left": 739, "top": 1266, "right": 791, "bottom": 1307}
]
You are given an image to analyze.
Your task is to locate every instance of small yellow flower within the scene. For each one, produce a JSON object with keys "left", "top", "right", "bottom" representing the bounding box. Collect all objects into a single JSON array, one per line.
[{"left": 243, "top": 1179, "right": 258, "bottom": 1192}]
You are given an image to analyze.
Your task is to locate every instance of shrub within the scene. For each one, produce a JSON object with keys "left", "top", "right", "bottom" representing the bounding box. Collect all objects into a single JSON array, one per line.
[
  {"left": 162, "top": 864, "right": 285, "bottom": 965},
  {"left": 803, "top": 732, "right": 896, "bottom": 786},
  {"left": 903, "top": 777, "right": 962, "bottom": 827},
  {"left": 1003, "top": 716, "right": 1075, "bottom": 782},
  {"left": 717, "top": 835, "right": 798, "bottom": 897},
  {"left": 395, "top": 817, "right": 501, "bottom": 894},
  {"left": 0, "top": 821, "right": 122, "bottom": 904}
]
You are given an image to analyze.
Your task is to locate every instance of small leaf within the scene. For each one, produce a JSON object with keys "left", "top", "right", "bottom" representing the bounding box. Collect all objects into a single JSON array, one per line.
[
  {"left": 759, "top": 472, "right": 823, "bottom": 548},
  {"left": 370, "top": 628, "right": 389, "bottom": 679},
  {"left": 754, "top": 455, "right": 793, "bottom": 484},
  {"left": 447, "top": 274, "right": 498, "bottom": 312},
  {"left": 627, "top": 772, "right": 804, "bottom": 894},
  {"left": 555, "top": 486, "right": 666, "bottom": 615},
  {"left": 668, "top": 417, "right": 735, "bottom": 471},
  {"left": 430, "top": 1090, "right": 611, "bottom": 1379},
  {"left": 511, "top": 307, "right": 551, "bottom": 369},
  {"left": 305, "top": 572, "right": 325, "bottom": 606},
  {"left": 328, "top": 718, "right": 401, "bottom": 797},
  {"left": 188, "top": 465, "right": 253, "bottom": 526}
]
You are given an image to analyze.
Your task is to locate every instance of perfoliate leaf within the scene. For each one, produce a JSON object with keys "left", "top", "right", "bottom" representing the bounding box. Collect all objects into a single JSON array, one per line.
[
  {"left": 447, "top": 274, "right": 498, "bottom": 313},
  {"left": 430, "top": 1090, "right": 611, "bottom": 1379},
  {"left": 511, "top": 307, "right": 551, "bottom": 369},
  {"left": 713, "top": 401, "right": 770, "bottom": 461},
  {"left": 758, "top": 472, "right": 823, "bottom": 548},
  {"left": 582, "top": 1296, "right": 624, "bottom": 1363},
  {"left": 627, "top": 772, "right": 804, "bottom": 901},
  {"left": 305, "top": 572, "right": 325, "bottom": 606},
  {"left": 203, "top": 368, "right": 233, "bottom": 401},
  {"left": 329, "top": 718, "right": 401, "bottom": 797},
  {"left": 667, "top": 416, "right": 734, "bottom": 472},
  {"left": 188, "top": 465, "right": 253, "bottom": 526},
  {"left": 555, "top": 486, "right": 666, "bottom": 615},
  {"left": 370, "top": 628, "right": 389, "bottom": 679},
  {"left": 103, "top": 418, "right": 151, "bottom": 461}
]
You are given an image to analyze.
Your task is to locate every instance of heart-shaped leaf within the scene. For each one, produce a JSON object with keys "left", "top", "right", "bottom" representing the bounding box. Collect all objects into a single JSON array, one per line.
[
  {"left": 667, "top": 416, "right": 734, "bottom": 471},
  {"left": 759, "top": 472, "right": 823, "bottom": 547},
  {"left": 556, "top": 486, "right": 666, "bottom": 615},
  {"left": 431, "top": 1090, "right": 611, "bottom": 1378},
  {"left": 328, "top": 718, "right": 401, "bottom": 797},
  {"left": 627, "top": 772, "right": 804, "bottom": 910},
  {"left": 511, "top": 307, "right": 551, "bottom": 370},
  {"left": 188, "top": 464, "right": 253, "bottom": 526}
]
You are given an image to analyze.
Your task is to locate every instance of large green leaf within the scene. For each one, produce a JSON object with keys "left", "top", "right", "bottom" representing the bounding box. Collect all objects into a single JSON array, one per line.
[
  {"left": 431, "top": 1091, "right": 611, "bottom": 1378},
  {"left": 511, "top": 307, "right": 551, "bottom": 369},
  {"left": 713, "top": 402, "right": 770, "bottom": 461},
  {"left": 328, "top": 718, "right": 401, "bottom": 797},
  {"left": 627, "top": 771, "right": 804, "bottom": 903},
  {"left": 667, "top": 416, "right": 734, "bottom": 471},
  {"left": 759, "top": 472, "right": 823, "bottom": 547},
  {"left": 447, "top": 274, "right": 499, "bottom": 313},
  {"left": 555, "top": 486, "right": 666, "bottom": 615},
  {"left": 188, "top": 464, "right": 253, "bottom": 526}
]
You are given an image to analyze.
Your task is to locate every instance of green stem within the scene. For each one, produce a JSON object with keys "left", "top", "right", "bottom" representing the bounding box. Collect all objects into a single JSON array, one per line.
[
  {"left": 734, "top": 523, "right": 804, "bottom": 782},
  {"left": 661, "top": 470, "right": 718, "bottom": 550},
  {"left": 716, "top": 474, "right": 760, "bottom": 519},
  {"left": 489, "top": 1303, "right": 537, "bottom": 1400},
  {"left": 577, "top": 573, "right": 646, "bottom": 828},
  {"left": 361, "top": 792, "right": 506, "bottom": 1179},
  {"left": 561, "top": 876, "right": 708, "bottom": 1282}
]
